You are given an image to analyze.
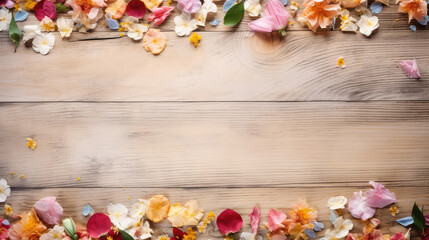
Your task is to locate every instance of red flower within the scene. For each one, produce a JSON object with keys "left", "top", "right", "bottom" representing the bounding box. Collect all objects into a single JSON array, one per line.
[
  {"left": 147, "top": 6, "right": 174, "bottom": 25},
  {"left": 172, "top": 227, "right": 184, "bottom": 240},
  {"left": 87, "top": 213, "right": 113, "bottom": 238},
  {"left": 216, "top": 209, "right": 243, "bottom": 235},
  {"left": 34, "top": 0, "right": 57, "bottom": 21},
  {"left": 125, "top": 0, "right": 146, "bottom": 19}
]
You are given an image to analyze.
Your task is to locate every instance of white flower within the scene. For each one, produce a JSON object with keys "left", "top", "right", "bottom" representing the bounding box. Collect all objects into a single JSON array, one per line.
[
  {"left": 40, "top": 16, "right": 56, "bottom": 32},
  {"left": 23, "top": 25, "right": 41, "bottom": 42},
  {"left": 240, "top": 232, "right": 262, "bottom": 240},
  {"left": 127, "top": 23, "right": 148, "bottom": 40},
  {"left": 0, "top": 8, "right": 12, "bottom": 31},
  {"left": 40, "top": 225, "right": 65, "bottom": 240},
  {"left": 174, "top": 13, "right": 198, "bottom": 36},
  {"left": 32, "top": 33, "right": 55, "bottom": 55},
  {"left": 357, "top": 14, "right": 379, "bottom": 37},
  {"left": 128, "top": 221, "right": 154, "bottom": 239},
  {"left": 339, "top": 9, "right": 358, "bottom": 32},
  {"left": 195, "top": 8, "right": 209, "bottom": 26},
  {"left": 320, "top": 229, "right": 336, "bottom": 240},
  {"left": 0, "top": 179, "right": 11, "bottom": 202},
  {"left": 332, "top": 217, "right": 353, "bottom": 238},
  {"left": 327, "top": 196, "right": 348, "bottom": 210},
  {"left": 57, "top": 17, "right": 74, "bottom": 38},
  {"left": 130, "top": 199, "right": 148, "bottom": 220},
  {"left": 108, "top": 203, "right": 132, "bottom": 229},
  {"left": 244, "top": 0, "right": 262, "bottom": 17},
  {"left": 202, "top": 0, "right": 217, "bottom": 12}
]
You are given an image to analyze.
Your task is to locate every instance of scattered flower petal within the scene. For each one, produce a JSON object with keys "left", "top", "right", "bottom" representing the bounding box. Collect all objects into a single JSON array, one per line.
[{"left": 216, "top": 209, "right": 243, "bottom": 235}]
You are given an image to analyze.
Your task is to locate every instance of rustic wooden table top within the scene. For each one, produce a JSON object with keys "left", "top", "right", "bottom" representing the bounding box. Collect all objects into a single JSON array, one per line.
[{"left": 0, "top": 0, "right": 428, "bottom": 238}]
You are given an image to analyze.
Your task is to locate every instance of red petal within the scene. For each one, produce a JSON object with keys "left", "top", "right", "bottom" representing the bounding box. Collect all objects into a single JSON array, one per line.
[
  {"left": 34, "top": 0, "right": 57, "bottom": 21},
  {"left": 216, "top": 209, "right": 243, "bottom": 235},
  {"left": 125, "top": 0, "right": 146, "bottom": 19},
  {"left": 173, "top": 228, "right": 184, "bottom": 240},
  {"left": 87, "top": 213, "right": 113, "bottom": 238}
]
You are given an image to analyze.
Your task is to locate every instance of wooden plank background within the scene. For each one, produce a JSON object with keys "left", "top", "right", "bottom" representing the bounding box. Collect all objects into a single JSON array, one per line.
[{"left": 1, "top": 0, "right": 429, "bottom": 238}]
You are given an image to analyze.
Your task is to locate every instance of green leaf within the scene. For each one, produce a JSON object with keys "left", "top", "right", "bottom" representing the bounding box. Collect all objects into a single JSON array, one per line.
[
  {"left": 120, "top": 230, "right": 134, "bottom": 240},
  {"left": 223, "top": 1, "right": 244, "bottom": 26},
  {"left": 8, "top": 12, "right": 22, "bottom": 52},
  {"left": 55, "top": 3, "right": 72, "bottom": 13},
  {"left": 412, "top": 203, "right": 426, "bottom": 235}
]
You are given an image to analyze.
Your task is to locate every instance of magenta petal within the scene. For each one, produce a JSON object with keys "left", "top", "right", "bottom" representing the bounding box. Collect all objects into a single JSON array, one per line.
[
  {"left": 400, "top": 59, "right": 421, "bottom": 79},
  {"left": 348, "top": 191, "right": 376, "bottom": 220},
  {"left": 87, "top": 213, "right": 113, "bottom": 238},
  {"left": 216, "top": 209, "right": 243, "bottom": 235},
  {"left": 267, "top": 209, "right": 286, "bottom": 232},
  {"left": 147, "top": 6, "right": 174, "bottom": 25},
  {"left": 34, "top": 0, "right": 57, "bottom": 21},
  {"left": 249, "top": 206, "right": 261, "bottom": 234},
  {"left": 34, "top": 197, "right": 63, "bottom": 225},
  {"left": 249, "top": 16, "right": 276, "bottom": 32},
  {"left": 126, "top": 0, "right": 146, "bottom": 19},
  {"left": 390, "top": 233, "right": 405, "bottom": 240},
  {"left": 365, "top": 181, "right": 397, "bottom": 208}
]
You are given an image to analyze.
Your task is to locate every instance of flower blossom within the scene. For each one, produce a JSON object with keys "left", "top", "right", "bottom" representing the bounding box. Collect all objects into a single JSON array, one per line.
[
  {"left": 23, "top": 25, "right": 41, "bottom": 42},
  {"left": 400, "top": 59, "right": 420, "bottom": 79},
  {"left": 194, "top": 0, "right": 217, "bottom": 26},
  {"left": 146, "top": 195, "right": 170, "bottom": 222},
  {"left": 143, "top": 29, "right": 167, "bottom": 55},
  {"left": 297, "top": 0, "right": 340, "bottom": 32},
  {"left": 10, "top": 209, "right": 48, "bottom": 240},
  {"left": 177, "top": 0, "right": 201, "bottom": 13},
  {"left": 0, "top": 219, "right": 10, "bottom": 240},
  {"left": 40, "top": 225, "right": 64, "bottom": 240},
  {"left": 267, "top": 209, "right": 286, "bottom": 232},
  {"left": 340, "top": 0, "right": 366, "bottom": 8},
  {"left": 66, "top": 0, "right": 106, "bottom": 32},
  {"left": 0, "top": 179, "right": 11, "bottom": 203},
  {"left": 348, "top": 191, "right": 376, "bottom": 220},
  {"left": 327, "top": 196, "right": 348, "bottom": 210},
  {"left": 357, "top": 14, "right": 379, "bottom": 37},
  {"left": 339, "top": 9, "right": 358, "bottom": 31},
  {"left": 244, "top": 0, "right": 262, "bottom": 16},
  {"left": 365, "top": 181, "right": 397, "bottom": 208},
  {"left": 248, "top": 0, "right": 289, "bottom": 35},
  {"left": 0, "top": 8, "right": 11, "bottom": 31},
  {"left": 34, "top": 197, "right": 63, "bottom": 225},
  {"left": 57, "top": 17, "right": 74, "bottom": 38},
  {"left": 168, "top": 200, "right": 204, "bottom": 227},
  {"left": 174, "top": 13, "right": 198, "bottom": 36},
  {"left": 398, "top": 0, "right": 427, "bottom": 22},
  {"left": 105, "top": 0, "right": 127, "bottom": 19},
  {"left": 127, "top": 23, "right": 148, "bottom": 40},
  {"left": 147, "top": 6, "right": 174, "bottom": 25},
  {"left": 32, "top": 33, "right": 55, "bottom": 55}
]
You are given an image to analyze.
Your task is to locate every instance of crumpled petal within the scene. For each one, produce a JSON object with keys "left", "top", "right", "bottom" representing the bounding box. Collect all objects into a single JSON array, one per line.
[
  {"left": 34, "top": 0, "right": 56, "bottom": 21},
  {"left": 87, "top": 213, "right": 113, "bottom": 238},
  {"left": 313, "top": 221, "right": 324, "bottom": 231},
  {"left": 348, "top": 191, "right": 376, "bottom": 220},
  {"left": 126, "top": 0, "right": 146, "bottom": 19},
  {"left": 249, "top": 206, "right": 261, "bottom": 234},
  {"left": 33, "top": 196, "right": 63, "bottom": 225},
  {"left": 365, "top": 181, "right": 397, "bottom": 208},
  {"left": 248, "top": 16, "right": 276, "bottom": 32},
  {"left": 400, "top": 60, "right": 421, "bottom": 79},
  {"left": 216, "top": 209, "right": 243, "bottom": 235},
  {"left": 267, "top": 209, "right": 286, "bottom": 232},
  {"left": 390, "top": 233, "right": 406, "bottom": 240}
]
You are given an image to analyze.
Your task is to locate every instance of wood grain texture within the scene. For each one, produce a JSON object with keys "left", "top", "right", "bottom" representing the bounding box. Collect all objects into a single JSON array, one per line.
[
  {"left": 1, "top": 30, "right": 429, "bottom": 101},
  {"left": 3, "top": 187, "right": 428, "bottom": 238},
  {"left": 1, "top": 102, "right": 428, "bottom": 188}
]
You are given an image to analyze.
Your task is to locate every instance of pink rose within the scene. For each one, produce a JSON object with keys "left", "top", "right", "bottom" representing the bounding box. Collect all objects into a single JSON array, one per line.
[{"left": 34, "top": 197, "right": 63, "bottom": 225}]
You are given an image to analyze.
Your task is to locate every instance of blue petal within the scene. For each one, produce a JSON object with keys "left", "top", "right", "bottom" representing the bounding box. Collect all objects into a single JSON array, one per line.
[
  {"left": 210, "top": 19, "right": 221, "bottom": 26},
  {"left": 304, "top": 229, "right": 316, "bottom": 239},
  {"left": 313, "top": 221, "right": 324, "bottom": 231},
  {"left": 410, "top": 25, "right": 417, "bottom": 32},
  {"left": 281, "top": 0, "right": 288, "bottom": 5},
  {"left": 15, "top": 10, "right": 29, "bottom": 22},
  {"left": 82, "top": 204, "right": 94, "bottom": 217},
  {"left": 223, "top": 0, "right": 236, "bottom": 12},
  {"left": 396, "top": 216, "right": 413, "bottom": 227},
  {"left": 330, "top": 210, "right": 339, "bottom": 224},
  {"left": 417, "top": 15, "right": 429, "bottom": 25},
  {"left": 106, "top": 18, "right": 119, "bottom": 30},
  {"left": 331, "top": 17, "right": 336, "bottom": 30},
  {"left": 370, "top": 2, "right": 383, "bottom": 14},
  {"left": 2, "top": 219, "right": 10, "bottom": 226}
]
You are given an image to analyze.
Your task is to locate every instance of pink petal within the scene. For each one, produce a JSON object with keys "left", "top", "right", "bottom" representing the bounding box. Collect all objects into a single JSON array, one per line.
[
  {"left": 267, "top": 209, "right": 286, "bottom": 232},
  {"left": 400, "top": 59, "right": 421, "bottom": 79},
  {"left": 34, "top": 197, "right": 63, "bottom": 225},
  {"left": 249, "top": 206, "right": 261, "bottom": 234},
  {"left": 369, "top": 218, "right": 381, "bottom": 228},
  {"left": 87, "top": 213, "right": 113, "bottom": 238},
  {"left": 365, "top": 181, "right": 397, "bottom": 208},
  {"left": 147, "top": 6, "right": 174, "bottom": 25},
  {"left": 264, "top": 0, "right": 289, "bottom": 30},
  {"left": 126, "top": 0, "right": 146, "bottom": 19},
  {"left": 249, "top": 16, "right": 276, "bottom": 32},
  {"left": 216, "top": 209, "right": 243, "bottom": 235},
  {"left": 34, "top": 0, "right": 57, "bottom": 21},
  {"left": 348, "top": 191, "right": 376, "bottom": 220},
  {"left": 390, "top": 233, "right": 406, "bottom": 240},
  {"left": 346, "top": 233, "right": 357, "bottom": 240}
]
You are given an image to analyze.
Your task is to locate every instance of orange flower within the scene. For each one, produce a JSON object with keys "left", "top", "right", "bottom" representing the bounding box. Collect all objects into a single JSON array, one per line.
[
  {"left": 289, "top": 200, "right": 318, "bottom": 227},
  {"left": 146, "top": 195, "right": 170, "bottom": 222},
  {"left": 12, "top": 209, "right": 47, "bottom": 240},
  {"left": 398, "top": 0, "right": 427, "bottom": 22},
  {"left": 143, "top": 29, "right": 167, "bottom": 55},
  {"left": 105, "top": 0, "right": 128, "bottom": 19},
  {"left": 297, "top": 0, "right": 340, "bottom": 32}
]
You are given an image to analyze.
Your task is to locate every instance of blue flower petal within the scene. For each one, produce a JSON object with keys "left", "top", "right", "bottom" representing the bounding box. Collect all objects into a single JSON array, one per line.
[
  {"left": 370, "top": 2, "right": 383, "bottom": 14},
  {"left": 417, "top": 15, "right": 429, "bottom": 25},
  {"left": 223, "top": 0, "right": 236, "bottom": 12},
  {"left": 313, "top": 221, "right": 324, "bottom": 231},
  {"left": 15, "top": 10, "right": 29, "bottom": 22},
  {"left": 281, "top": 0, "right": 288, "bottom": 5},
  {"left": 210, "top": 19, "right": 221, "bottom": 26},
  {"left": 396, "top": 216, "right": 414, "bottom": 227},
  {"left": 330, "top": 210, "right": 339, "bottom": 224},
  {"left": 410, "top": 25, "right": 417, "bottom": 32},
  {"left": 331, "top": 17, "right": 336, "bottom": 30},
  {"left": 106, "top": 18, "right": 119, "bottom": 30},
  {"left": 304, "top": 229, "right": 316, "bottom": 239},
  {"left": 2, "top": 219, "right": 10, "bottom": 226},
  {"left": 82, "top": 204, "right": 94, "bottom": 217}
]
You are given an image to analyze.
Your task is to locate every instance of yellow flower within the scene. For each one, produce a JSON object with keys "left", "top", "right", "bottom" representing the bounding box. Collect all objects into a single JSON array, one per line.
[
  {"left": 156, "top": 234, "right": 170, "bottom": 240},
  {"left": 14, "top": 4, "right": 22, "bottom": 11},
  {"left": 197, "top": 211, "right": 215, "bottom": 233},
  {"left": 189, "top": 32, "right": 201, "bottom": 47},
  {"left": 337, "top": 57, "right": 346, "bottom": 68},
  {"left": 24, "top": 0, "right": 37, "bottom": 10},
  {"left": 168, "top": 200, "right": 204, "bottom": 227},
  {"left": 184, "top": 228, "right": 196, "bottom": 240},
  {"left": 146, "top": 195, "right": 170, "bottom": 222},
  {"left": 27, "top": 138, "right": 37, "bottom": 150},
  {"left": 5, "top": 204, "right": 13, "bottom": 216},
  {"left": 10, "top": 172, "right": 16, "bottom": 175},
  {"left": 20, "top": 174, "right": 27, "bottom": 179},
  {"left": 390, "top": 206, "right": 399, "bottom": 216}
]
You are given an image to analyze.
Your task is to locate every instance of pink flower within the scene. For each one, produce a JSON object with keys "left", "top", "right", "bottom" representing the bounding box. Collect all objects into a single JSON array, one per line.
[
  {"left": 348, "top": 191, "right": 375, "bottom": 220},
  {"left": 216, "top": 209, "right": 243, "bottom": 235},
  {"left": 0, "top": 219, "right": 11, "bottom": 240},
  {"left": 125, "top": 0, "right": 146, "bottom": 19},
  {"left": 267, "top": 209, "right": 286, "bottom": 232},
  {"left": 365, "top": 181, "right": 397, "bottom": 208},
  {"left": 249, "top": 206, "right": 261, "bottom": 234},
  {"left": 390, "top": 233, "right": 406, "bottom": 240},
  {"left": 400, "top": 59, "right": 421, "bottom": 79},
  {"left": 297, "top": 0, "right": 340, "bottom": 32},
  {"left": 147, "top": 6, "right": 174, "bottom": 25},
  {"left": 87, "top": 213, "right": 112, "bottom": 238},
  {"left": 177, "top": 0, "right": 201, "bottom": 13},
  {"left": 34, "top": 197, "right": 63, "bottom": 225},
  {"left": 34, "top": 0, "right": 57, "bottom": 21},
  {"left": 248, "top": 0, "right": 289, "bottom": 34}
]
